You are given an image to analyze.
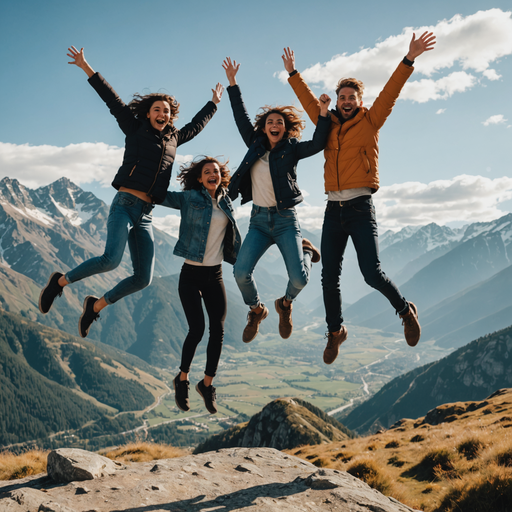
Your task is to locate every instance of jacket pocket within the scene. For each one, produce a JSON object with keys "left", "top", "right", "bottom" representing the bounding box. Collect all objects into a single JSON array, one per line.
[{"left": 361, "top": 148, "right": 371, "bottom": 174}]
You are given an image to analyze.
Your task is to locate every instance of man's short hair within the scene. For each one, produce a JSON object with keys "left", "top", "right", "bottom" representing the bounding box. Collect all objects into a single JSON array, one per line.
[{"left": 335, "top": 78, "right": 365, "bottom": 100}]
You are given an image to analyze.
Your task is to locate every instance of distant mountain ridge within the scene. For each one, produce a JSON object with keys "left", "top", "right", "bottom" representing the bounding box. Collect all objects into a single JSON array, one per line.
[{"left": 337, "top": 323, "right": 512, "bottom": 434}]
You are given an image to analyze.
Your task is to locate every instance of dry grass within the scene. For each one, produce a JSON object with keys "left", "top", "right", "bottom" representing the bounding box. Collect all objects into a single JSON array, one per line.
[
  {"left": 102, "top": 442, "right": 189, "bottom": 463},
  {"left": 285, "top": 389, "right": 512, "bottom": 512},
  {"left": 0, "top": 449, "right": 48, "bottom": 480}
]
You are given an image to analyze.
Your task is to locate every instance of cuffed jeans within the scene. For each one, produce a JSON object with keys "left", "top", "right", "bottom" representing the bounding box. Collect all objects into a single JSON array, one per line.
[
  {"left": 234, "top": 205, "right": 311, "bottom": 307},
  {"left": 321, "top": 197, "right": 407, "bottom": 333},
  {"left": 179, "top": 263, "right": 226, "bottom": 378},
  {"left": 66, "top": 192, "right": 155, "bottom": 304}
]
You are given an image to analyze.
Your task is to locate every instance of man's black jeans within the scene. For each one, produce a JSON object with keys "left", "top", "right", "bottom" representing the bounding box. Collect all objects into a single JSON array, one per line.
[{"left": 320, "top": 197, "right": 407, "bottom": 333}]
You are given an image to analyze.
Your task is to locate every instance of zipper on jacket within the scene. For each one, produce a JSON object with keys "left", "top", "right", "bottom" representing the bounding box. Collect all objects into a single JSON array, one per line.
[
  {"left": 148, "top": 141, "right": 166, "bottom": 193},
  {"left": 129, "top": 162, "right": 138, "bottom": 176}
]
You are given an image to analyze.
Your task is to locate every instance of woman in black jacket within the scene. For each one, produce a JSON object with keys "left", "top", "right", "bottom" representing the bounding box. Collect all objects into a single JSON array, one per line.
[
  {"left": 222, "top": 57, "right": 331, "bottom": 343},
  {"left": 39, "top": 46, "right": 223, "bottom": 339}
]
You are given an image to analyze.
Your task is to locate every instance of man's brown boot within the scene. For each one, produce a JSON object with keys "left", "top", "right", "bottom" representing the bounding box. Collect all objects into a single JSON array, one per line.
[
  {"left": 400, "top": 301, "right": 421, "bottom": 347},
  {"left": 242, "top": 305, "right": 269, "bottom": 343},
  {"left": 323, "top": 326, "right": 348, "bottom": 364},
  {"left": 275, "top": 297, "right": 293, "bottom": 339}
]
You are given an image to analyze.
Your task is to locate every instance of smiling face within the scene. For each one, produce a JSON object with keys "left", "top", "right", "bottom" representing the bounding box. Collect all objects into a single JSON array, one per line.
[
  {"left": 147, "top": 100, "right": 172, "bottom": 131},
  {"left": 263, "top": 113, "right": 286, "bottom": 149},
  {"left": 336, "top": 87, "right": 363, "bottom": 120},
  {"left": 197, "top": 162, "right": 221, "bottom": 198}
]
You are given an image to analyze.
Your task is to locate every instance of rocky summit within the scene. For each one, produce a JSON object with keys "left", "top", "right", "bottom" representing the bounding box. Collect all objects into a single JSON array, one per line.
[
  {"left": 195, "top": 397, "right": 355, "bottom": 454},
  {"left": 0, "top": 447, "right": 419, "bottom": 512}
]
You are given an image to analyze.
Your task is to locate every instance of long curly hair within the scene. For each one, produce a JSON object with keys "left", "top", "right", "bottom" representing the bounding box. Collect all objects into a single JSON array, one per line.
[
  {"left": 128, "top": 93, "right": 180, "bottom": 125},
  {"left": 177, "top": 157, "right": 231, "bottom": 198},
  {"left": 254, "top": 105, "right": 305, "bottom": 141}
]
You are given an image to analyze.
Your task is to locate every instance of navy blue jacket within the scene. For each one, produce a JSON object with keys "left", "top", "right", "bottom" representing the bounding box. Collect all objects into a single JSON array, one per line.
[
  {"left": 160, "top": 187, "right": 241, "bottom": 265},
  {"left": 88, "top": 73, "right": 217, "bottom": 204},
  {"left": 226, "top": 84, "right": 330, "bottom": 210}
]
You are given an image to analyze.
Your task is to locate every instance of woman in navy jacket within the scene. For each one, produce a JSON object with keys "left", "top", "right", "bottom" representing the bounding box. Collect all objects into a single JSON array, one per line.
[
  {"left": 161, "top": 157, "right": 241, "bottom": 414},
  {"left": 222, "top": 57, "right": 331, "bottom": 343},
  {"left": 39, "top": 46, "right": 222, "bottom": 339}
]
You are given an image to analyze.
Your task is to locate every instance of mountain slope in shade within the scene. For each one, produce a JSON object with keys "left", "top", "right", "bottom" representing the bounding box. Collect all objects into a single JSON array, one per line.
[
  {"left": 345, "top": 231, "right": 510, "bottom": 331},
  {"left": 0, "top": 308, "right": 165, "bottom": 447},
  {"left": 420, "top": 263, "right": 512, "bottom": 348},
  {"left": 194, "top": 397, "right": 355, "bottom": 454},
  {"left": 337, "top": 323, "right": 512, "bottom": 434}
]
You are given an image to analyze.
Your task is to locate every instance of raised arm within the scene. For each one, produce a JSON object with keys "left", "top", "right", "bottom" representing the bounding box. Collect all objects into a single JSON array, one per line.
[
  {"left": 406, "top": 31, "right": 436, "bottom": 61},
  {"left": 295, "top": 96, "right": 331, "bottom": 160},
  {"left": 223, "top": 57, "right": 256, "bottom": 147},
  {"left": 222, "top": 57, "right": 240, "bottom": 87},
  {"left": 67, "top": 46, "right": 95, "bottom": 78},
  {"left": 211, "top": 83, "right": 224, "bottom": 105},
  {"left": 283, "top": 47, "right": 322, "bottom": 125}
]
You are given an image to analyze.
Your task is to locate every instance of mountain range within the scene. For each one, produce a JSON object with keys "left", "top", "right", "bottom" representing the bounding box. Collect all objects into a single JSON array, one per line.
[{"left": 337, "top": 323, "right": 512, "bottom": 434}]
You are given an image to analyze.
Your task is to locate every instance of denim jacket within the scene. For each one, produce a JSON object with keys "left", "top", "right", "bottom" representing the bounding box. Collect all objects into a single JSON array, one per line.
[{"left": 160, "top": 187, "right": 241, "bottom": 265}]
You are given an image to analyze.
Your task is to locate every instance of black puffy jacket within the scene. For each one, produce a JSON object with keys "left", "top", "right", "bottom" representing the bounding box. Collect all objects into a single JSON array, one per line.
[
  {"left": 226, "top": 84, "right": 330, "bottom": 210},
  {"left": 88, "top": 73, "right": 217, "bottom": 203}
]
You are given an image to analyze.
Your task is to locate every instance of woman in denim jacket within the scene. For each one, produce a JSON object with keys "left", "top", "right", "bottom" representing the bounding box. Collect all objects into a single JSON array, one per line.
[
  {"left": 161, "top": 157, "right": 241, "bottom": 414},
  {"left": 222, "top": 57, "right": 331, "bottom": 343},
  {"left": 39, "top": 46, "right": 222, "bottom": 339}
]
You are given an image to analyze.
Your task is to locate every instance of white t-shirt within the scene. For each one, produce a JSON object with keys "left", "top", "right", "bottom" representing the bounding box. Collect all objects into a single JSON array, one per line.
[
  {"left": 186, "top": 196, "right": 229, "bottom": 266},
  {"left": 327, "top": 187, "right": 372, "bottom": 201},
  {"left": 250, "top": 151, "right": 277, "bottom": 207}
]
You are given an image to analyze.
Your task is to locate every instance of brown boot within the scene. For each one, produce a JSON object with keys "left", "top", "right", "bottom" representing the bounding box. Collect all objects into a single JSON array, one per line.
[
  {"left": 400, "top": 301, "right": 421, "bottom": 347},
  {"left": 323, "top": 326, "right": 348, "bottom": 364},
  {"left": 242, "top": 305, "right": 269, "bottom": 343},
  {"left": 275, "top": 297, "right": 293, "bottom": 339},
  {"left": 302, "top": 238, "right": 320, "bottom": 263}
]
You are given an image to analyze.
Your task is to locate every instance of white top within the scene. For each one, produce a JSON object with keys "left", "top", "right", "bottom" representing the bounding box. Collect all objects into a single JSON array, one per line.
[
  {"left": 328, "top": 187, "right": 372, "bottom": 201},
  {"left": 185, "top": 197, "right": 229, "bottom": 267},
  {"left": 250, "top": 151, "right": 277, "bottom": 207}
]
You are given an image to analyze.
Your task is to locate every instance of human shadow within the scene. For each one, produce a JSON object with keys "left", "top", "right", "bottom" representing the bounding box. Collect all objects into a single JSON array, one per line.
[{"left": 110, "top": 480, "right": 307, "bottom": 511}]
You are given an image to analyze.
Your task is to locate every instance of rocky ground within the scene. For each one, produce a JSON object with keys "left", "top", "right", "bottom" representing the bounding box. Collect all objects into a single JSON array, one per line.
[{"left": 0, "top": 447, "right": 419, "bottom": 512}]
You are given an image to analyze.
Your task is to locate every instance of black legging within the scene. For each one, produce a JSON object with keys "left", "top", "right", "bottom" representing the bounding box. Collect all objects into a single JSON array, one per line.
[{"left": 178, "top": 263, "right": 227, "bottom": 377}]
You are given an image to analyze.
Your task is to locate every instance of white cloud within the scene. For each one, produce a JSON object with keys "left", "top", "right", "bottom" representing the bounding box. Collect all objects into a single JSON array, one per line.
[
  {"left": 274, "top": 175, "right": 512, "bottom": 233},
  {"left": 153, "top": 214, "right": 181, "bottom": 238},
  {"left": 0, "top": 142, "right": 193, "bottom": 190},
  {"left": 278, "top": 9, "right": 512, "bottom": 104},
  {"left": 482, "top": 114, "right": 507, "bottom": 126},
  {"left": 483, "top": 68, "right": 501, "bottom": 81},
  {"left": 436, "top": 108, "right": 446, "bottom": 114},
  {"left": 373, "top": 174, "right": 512, "bottom": 230}
]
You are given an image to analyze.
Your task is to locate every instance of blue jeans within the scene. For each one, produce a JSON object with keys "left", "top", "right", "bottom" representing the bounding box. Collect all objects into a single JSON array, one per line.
[
  {"left": 234, "top": 205, "right": 311, "bottom": 307},
  {"left": 66, "top": 192, "right": 155, "bottom": 304},
  {"left": 321, "top": 197, "right": 407, "bottom": 333}
]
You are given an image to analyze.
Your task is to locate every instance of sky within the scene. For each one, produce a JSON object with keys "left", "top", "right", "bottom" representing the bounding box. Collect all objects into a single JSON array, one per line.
[{"left": 1, "top": 0, "right": 511, "bottom": 235}]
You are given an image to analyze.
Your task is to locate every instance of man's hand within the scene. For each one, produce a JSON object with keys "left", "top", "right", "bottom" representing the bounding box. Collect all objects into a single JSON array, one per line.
[
  {"left": 222, "top": 57, "right": 240, "bottom": 87},
  {"left": 319, "top": 94, "right": 331, "bottom": 117},
  {"left": 211, "top": 83, "right": 224, "bottom": 105},
  {"left": 282, "top": 47, "right": 295, "bottom": 74},
  {"left": 406, "top": 31, "right": 436, "bottom": 61},
  {"left": 67, "top": 46, "right": 95, "bottom": 78}
]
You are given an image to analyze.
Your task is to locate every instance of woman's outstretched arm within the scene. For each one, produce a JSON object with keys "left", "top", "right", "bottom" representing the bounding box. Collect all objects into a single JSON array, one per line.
[{"left": 67, "top": 46, "right": 95, "bottom": 78}]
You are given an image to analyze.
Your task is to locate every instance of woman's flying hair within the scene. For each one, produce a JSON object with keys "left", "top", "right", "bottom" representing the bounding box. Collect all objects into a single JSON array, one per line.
[
  {"left": 335, "top": 78, "right": 365, "bottom": 100},
  {"left": 129, "top": 93, "right": 180, "bottom": 124},
  {"left": 177, "top": 156, "right": 231, "bottom": 197},
  {"left": 254, "top": 105, "right": 306, "bottom": 141}
]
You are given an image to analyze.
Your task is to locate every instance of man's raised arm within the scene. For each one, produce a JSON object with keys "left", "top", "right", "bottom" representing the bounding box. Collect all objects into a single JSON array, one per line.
[{"left": 282, "top": 47, "right": 321, "bottom": 125}]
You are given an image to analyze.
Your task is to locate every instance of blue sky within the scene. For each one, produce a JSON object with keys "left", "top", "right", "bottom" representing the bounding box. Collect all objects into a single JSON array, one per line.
[{"left": 1, "top": 0, "right": 511, "bottom": 233}]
